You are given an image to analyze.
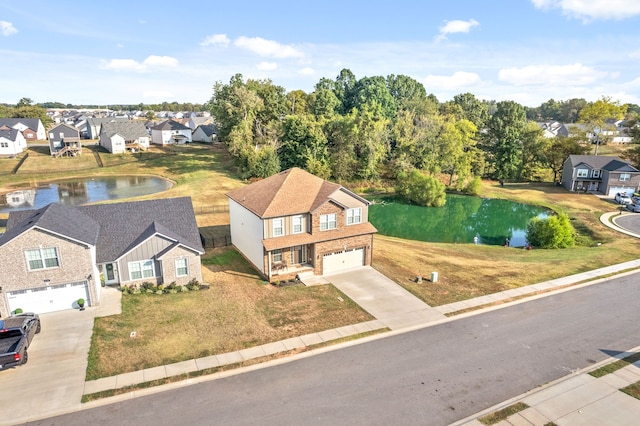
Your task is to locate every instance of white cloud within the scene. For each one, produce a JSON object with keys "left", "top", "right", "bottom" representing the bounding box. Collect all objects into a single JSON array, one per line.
[
  {"left": 102, "top": 55, "right": 179, "bottom": 72},
  {"left": 498, "top": 63, "right": 607, "bottom": 86},
  {"left": 436, "top": 19, "right": 479, "bottom": 41},
  {"left": 629, "top": 49, "right": 640, "bottom": 59},
  {"left": 423, "top": 71, "right": 481, "bottom": 89},
  {"left": 1, "top": 20, "right": 18, "bottom": 36},
  {"left": 143, "top": 55, "right": 179, "bottom": 67},
  {"left": 257, "top": 61, "right": 278, "bottom": 71},
  {"left": 200, "top": 34, "right": 230, "bottom": 47},
  {"left": 234, "top": 36, "right": 304, "bottom": 59},
  {"left": 531, "top": 0, "right": 640, "bottom": 21},
  {"left": 299, "top": 67, "right": 315, "bottom": 75}
]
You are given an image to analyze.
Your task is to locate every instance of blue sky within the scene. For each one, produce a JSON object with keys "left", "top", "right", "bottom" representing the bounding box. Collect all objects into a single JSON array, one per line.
[{"left": 1, "top": 0, "right": 639, "bottom": 107}]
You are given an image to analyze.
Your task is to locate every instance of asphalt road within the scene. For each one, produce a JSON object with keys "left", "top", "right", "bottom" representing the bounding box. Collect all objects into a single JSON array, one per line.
[{"left": 27, "top": 272, "right": 640, "bottom": 426}]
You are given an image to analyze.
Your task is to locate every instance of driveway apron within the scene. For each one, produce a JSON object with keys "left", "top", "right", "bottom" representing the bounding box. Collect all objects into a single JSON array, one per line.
[{"left": 325, "top": 266, "right": 446, "bottom": 330}]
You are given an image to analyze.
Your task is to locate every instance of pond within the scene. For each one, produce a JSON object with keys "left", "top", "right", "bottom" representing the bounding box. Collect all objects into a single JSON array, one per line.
[
  {"left": 368, "top": 194, "right": 550, "bottom": 247},
  {"left": 0, "top": 176, "right": 173, "bottom": 213}
]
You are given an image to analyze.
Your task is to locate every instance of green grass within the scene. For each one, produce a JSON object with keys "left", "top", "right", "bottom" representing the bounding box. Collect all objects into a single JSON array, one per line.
[
  {"left": 621, "top": 381, "right": 640, "bottom": 400},
  {"left": 589, "top": 352, "right": 640, "bottom": 378},
  {"left": 478, "top": 402, "right": 530, "bottom": 425}
]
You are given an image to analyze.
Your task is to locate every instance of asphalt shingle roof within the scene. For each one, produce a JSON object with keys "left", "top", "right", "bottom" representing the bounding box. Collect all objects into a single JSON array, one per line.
[
  {"left": 226, "top": 168, "right": 343, "bottom": 218},
  {"left": 100, "top": 121, "right": 148, "bottom": 140},
  {"left": 568, "top": 155, "right": 639, "bottom": 172},
  {"left": 0, "top": 197, "right": 203, "bottom": 263}
]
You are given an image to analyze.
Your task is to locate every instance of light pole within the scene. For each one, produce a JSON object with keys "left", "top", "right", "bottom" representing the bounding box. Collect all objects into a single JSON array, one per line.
[{"left": 593, "top": 125, "right": 601, "bottom": 156}]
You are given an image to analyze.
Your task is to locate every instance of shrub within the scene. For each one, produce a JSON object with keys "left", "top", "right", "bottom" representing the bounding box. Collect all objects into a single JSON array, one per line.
[
  {"left": 464, "top": 176, "right": 482, "bottom": 196},
  {"left": 14, "top": 308, "right": 23, "bottom": 314},
  {"left": 395, "top": 169, "right": 446, "bottom": 207},
  {"left": 526, "top": 213, "right": 575, "bottom": 248}
]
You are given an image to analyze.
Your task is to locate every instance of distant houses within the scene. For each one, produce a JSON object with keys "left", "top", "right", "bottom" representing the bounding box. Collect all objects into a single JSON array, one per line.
[{"left": 99, "top": 121, "right": 150, "bottom": 154}]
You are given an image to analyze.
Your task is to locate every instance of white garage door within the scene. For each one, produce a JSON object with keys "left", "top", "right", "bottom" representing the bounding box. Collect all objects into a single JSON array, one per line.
[
  {"left": 323, "top": 247, "right": 364, "bottom": 274},
  {"left": 7, "top": 281, "right": 89, "bottom": 314},
  {"left": 609, "top": 187, "right": 634, "bottom": 197}
]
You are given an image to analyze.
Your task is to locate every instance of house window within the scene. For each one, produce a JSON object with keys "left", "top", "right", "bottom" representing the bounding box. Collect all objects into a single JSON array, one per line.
[
  {"left": 25, "top": 247, "right": 59, "bottom": 270},
  {"left": 0, "top": 142, "right": 8, "bottom": 148},
  {"left": 128, "top": 260, "right": 155, "bottom": 280},
  {"left": 292, "top": 215, "right": 303, "bottom": 234},
  {"left": 620, "top": 173, "right": 631, "bottom": 181},
  {"left": 576, "top": 169, "right": 589, "bottom": 178},
  {"left": 320, "top": 213, "right": 337, "bottom": 231},
  {"left": 592, "top": 170, "right": 602, "bottom": 178},
  {"left": 48, "top": 132, "right": 54, "bottom": 139},
  {"left": 272, "top": 218, "right": 284, "bottom": 237},
  {"left": 272, "top": 249, "right": 282, "bottom": 263},
  {"left": 175, "top": 258, "right": 188, "bottom": 277},
  {"left": 346, "top": 208, "right": 362, "bottom": 225}
]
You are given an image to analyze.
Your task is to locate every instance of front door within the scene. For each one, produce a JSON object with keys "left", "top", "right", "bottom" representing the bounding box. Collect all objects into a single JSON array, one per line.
[
  {"left": 290, "top": 245, "right": 307, "bottom": 265},
  {"left": 102, "top": 263, "right": 119, "bottom": 285}
]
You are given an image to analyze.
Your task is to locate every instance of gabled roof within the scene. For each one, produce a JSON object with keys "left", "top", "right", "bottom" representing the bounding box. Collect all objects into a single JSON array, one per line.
[
  {"left": 101, "top": 121, "right": 148, "bottom": 140},
  {"left": 194, "top": 124, "right": 217, "bottom": 137},
  {"left": 226, "top": 168, "right": 367, "bottom": 218},
  {"left": 152, "top": 120, "right": 191, "bottom": 131},
  {"left": 0, "top": 128, "right": 21, "bottom": 142},
  {"left": 0, "top": 197, "right": 203, "bottom": 263},
  {"left": 80, "top": 197, "right": 203, "bottom": 262},
  {"left": 567, "top": 155, "right": 639, "bottom": 172},
  {"left": 49, "top": 123, "right": 80, "bottom": 134},
  {"left": 0, "top": 118, "right": 42, "bottom": 130},
  {"left": 1, "top": 203, "right": 100, "bottom": 248}
]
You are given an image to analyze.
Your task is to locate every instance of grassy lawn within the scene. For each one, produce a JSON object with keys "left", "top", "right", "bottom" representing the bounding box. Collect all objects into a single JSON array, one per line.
[
  {"left": 86, "top": 246, "right": 374, "bottom": 379},
  {"left": 373, "top": 180, "right": 640, "bottom": 306},
  {"left": 3, "top": 142, "right": 640, "bottom": 380}
]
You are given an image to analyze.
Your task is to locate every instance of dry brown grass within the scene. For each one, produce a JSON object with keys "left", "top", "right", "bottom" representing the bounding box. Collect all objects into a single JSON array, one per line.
[
  {"left": 86, "top": 247, "right": 374, "bottom": 379},
  {"left": 373, "top": 179, "right": 640, "bottom": 306}
]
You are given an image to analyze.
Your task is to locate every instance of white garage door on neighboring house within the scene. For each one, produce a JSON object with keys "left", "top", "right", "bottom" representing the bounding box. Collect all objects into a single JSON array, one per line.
[
  {"left": 7, "top": 281, "right": 89, "bottom": 314},
  {"left": 609, "top": 187, "right": 634, "bottom": 197},
  {"left": 323, "top": 247, "right": 365, "bottom": 275}
]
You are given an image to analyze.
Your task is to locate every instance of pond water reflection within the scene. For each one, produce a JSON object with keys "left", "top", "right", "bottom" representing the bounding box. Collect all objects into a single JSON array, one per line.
[
  {"left": 0, "top": 176, "right": 173, "bottom": 213},
  {"left": 368, "top": 194, "right": 550, "bottom": 247}
]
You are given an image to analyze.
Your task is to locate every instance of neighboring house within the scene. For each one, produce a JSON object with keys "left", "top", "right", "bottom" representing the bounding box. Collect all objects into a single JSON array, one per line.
[
  {"left": 85, "top": 117, "right": 130, "bottom": 139},
  {"left": 48, "top": 123, "right": 82, "bottom": 157},
  {"left": 0, "top": 127, "right": 27, "bottom": 156},
  {"left": 537, "top": 121, "right": 569, "bottom": 138},
  {"left": 151, "top": 120, "right": 193, "bottom": 145},
  {"left": 561, "top": 155, "right": 640, "bottom": 196},
  {"left": 192, "top": 124, "right": 218, "bottom": 143},
  {"left": 226, "top": 168, "right": 377, "bottom": 281},
  {"left": 0, "top": 118, "right": 46, "bottom": 140},
  {"left": 1, "top": 189, "right": 35, "bottom": 209},
  {"left": 0, "top": 197, "right": 204, "bottom": 317},
  {"left": 188, "top": 116, "right": 213, "bottom": 131},
  {"left": 99, "top": 121, "right": 150, "bottom": 154}
]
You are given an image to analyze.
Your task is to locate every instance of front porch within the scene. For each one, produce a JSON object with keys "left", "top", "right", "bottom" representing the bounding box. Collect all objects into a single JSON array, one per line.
[{"left": 267, "top": 244, "right": 314, "bottom": 282}]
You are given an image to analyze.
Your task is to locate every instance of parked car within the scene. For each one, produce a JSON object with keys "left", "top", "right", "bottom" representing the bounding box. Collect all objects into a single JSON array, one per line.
[
  {"left": 0, "top": 313, "right": 40, "bottom": 371},
  {"left": 627, "top": 203, "right": 640, "bottom": 213},
  {"left": 615, "top": 192, "right": 632, "bottom": 204}
]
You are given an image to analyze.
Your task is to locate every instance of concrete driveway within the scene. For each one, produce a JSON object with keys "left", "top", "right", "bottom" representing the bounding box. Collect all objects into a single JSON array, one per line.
[
  {"left": 325, "top": 266, "right": 446, "bottom": 330},
  {"left": 0, "top": 287, "right": 121, "bottom": 425}
]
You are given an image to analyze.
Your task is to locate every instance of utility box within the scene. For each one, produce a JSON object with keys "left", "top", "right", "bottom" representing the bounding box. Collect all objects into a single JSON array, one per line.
[{"left": 431, "top": 272, "right": 438, "bottom": 283}]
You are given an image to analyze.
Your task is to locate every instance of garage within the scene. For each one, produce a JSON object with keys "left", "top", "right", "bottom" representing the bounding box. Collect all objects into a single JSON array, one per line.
[
  {"left": 323, "top": 247, "right": 365, "bottom": 274},
  {"left": 609, "top": 187, "right": 634, "bottom": 197},
  {"left": 7, "top": 281, "right": 89, "bottom": 314}
]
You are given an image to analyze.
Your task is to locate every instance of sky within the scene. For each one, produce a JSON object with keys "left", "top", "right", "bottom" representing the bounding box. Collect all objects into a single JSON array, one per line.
[{"left": 0, "top": 0, "right": 639, "bottom": 108}]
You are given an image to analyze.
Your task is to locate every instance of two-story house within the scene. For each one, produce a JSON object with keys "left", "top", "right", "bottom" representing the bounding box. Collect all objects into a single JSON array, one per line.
[
  {"left": 48, "top": 123, "right": 82, "bottom": 156},
  {"left": 99, "top": 121, "right": 150, "bottom": 153},
  {"left": 151, "top": 120, "right": 192, "bottom": 145},
  {"left": 226, "top": 168, "right": 377, "bottom": 281},
  {"left": 0, "top": 197, "right": 204, "bottom": 316},
  {"left": 561, "top": 155, "right": 640, "bottom": 196}
]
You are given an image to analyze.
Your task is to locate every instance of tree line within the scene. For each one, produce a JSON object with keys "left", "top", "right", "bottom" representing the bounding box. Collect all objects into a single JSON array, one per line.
[{"left": 208, "top": 69, "right": 639, "bottom": 200}]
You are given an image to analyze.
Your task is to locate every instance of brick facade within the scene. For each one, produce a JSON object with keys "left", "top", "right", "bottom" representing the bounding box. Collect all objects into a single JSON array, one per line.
[
  {"left": 314, "top": 234, "right": 374, "bottom": 275},
  {"left": 0, "top": 228, "right": 98, "bottom": 317}
]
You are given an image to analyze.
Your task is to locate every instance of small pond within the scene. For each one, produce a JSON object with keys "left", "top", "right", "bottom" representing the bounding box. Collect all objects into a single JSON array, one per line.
[
  {"left": 0, "top": 176, "right": 173, "bottom": 213},
  {"left": 368, "top": 194, "right": 550, "bottom": 247}
]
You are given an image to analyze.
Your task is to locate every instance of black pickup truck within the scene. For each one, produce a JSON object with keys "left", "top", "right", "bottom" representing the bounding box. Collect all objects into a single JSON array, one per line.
[{"left": 0, "top": 313, "right": 41, "bottom": 371}]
